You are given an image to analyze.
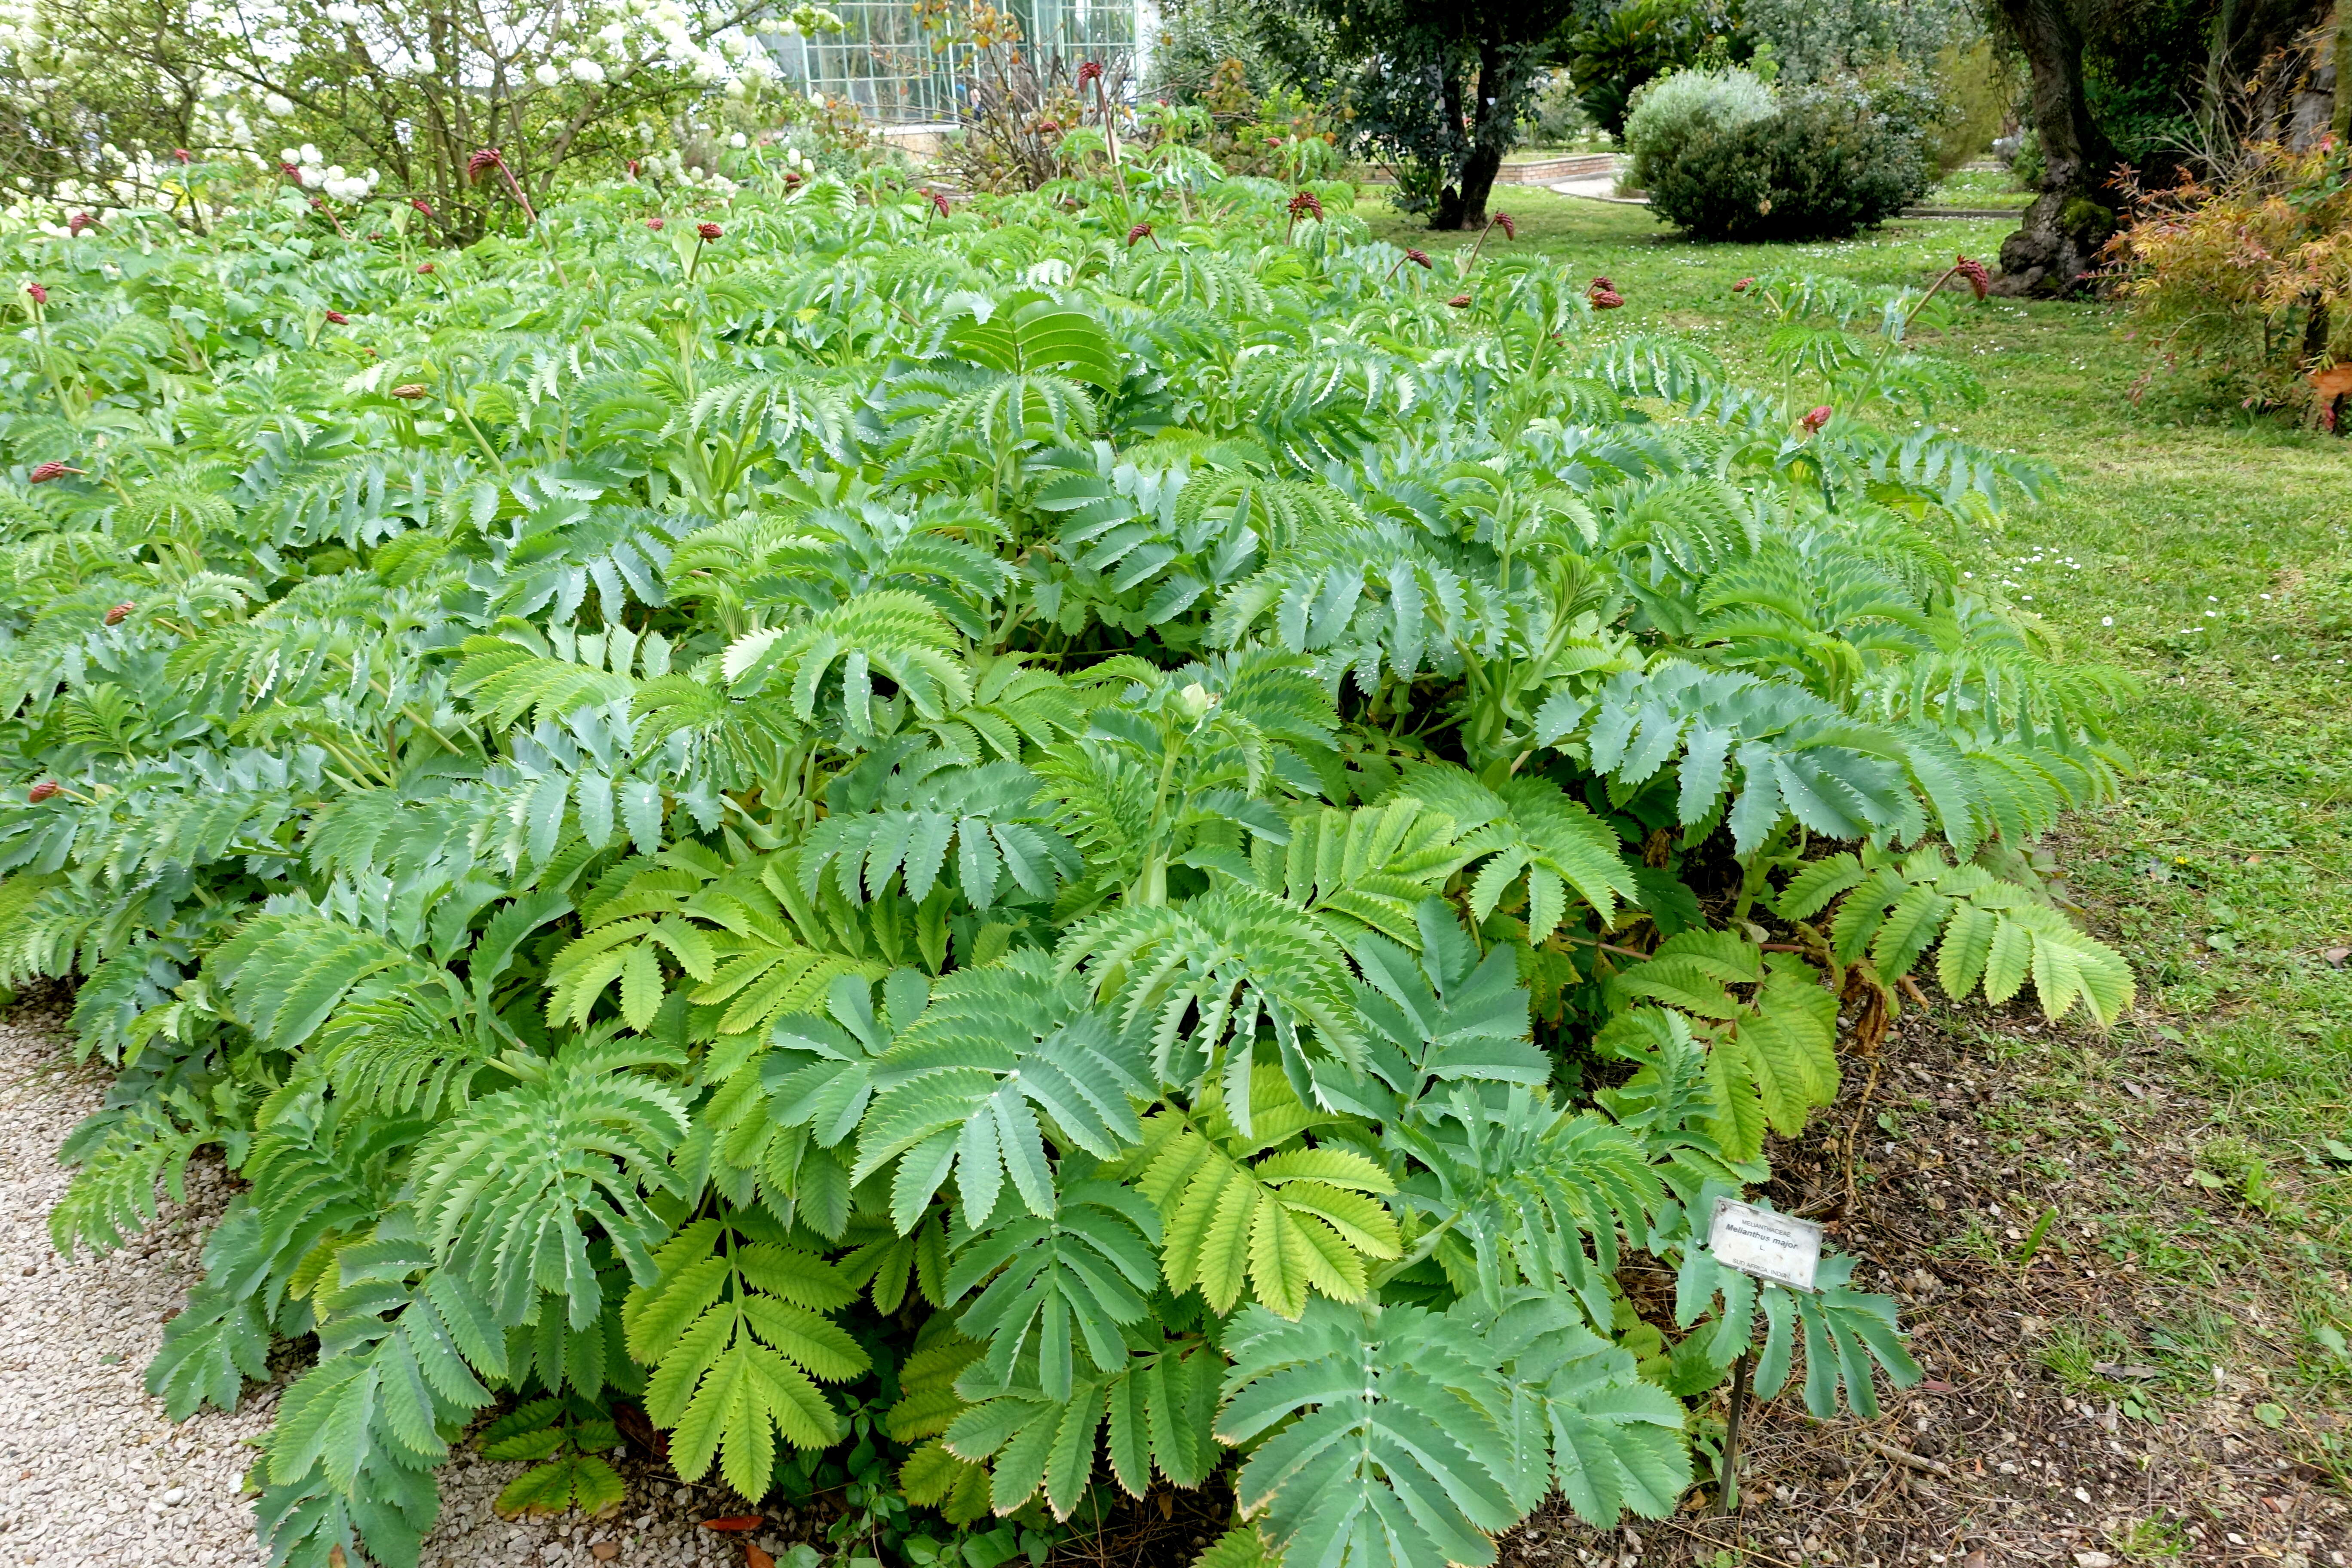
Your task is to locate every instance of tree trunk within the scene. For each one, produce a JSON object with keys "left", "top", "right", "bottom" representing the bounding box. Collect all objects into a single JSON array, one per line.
[
  {"left": 1993, "top": 0, "right": 2120, "bottom": 295},
  {"left": 2212, "top": 0, "right": 2340, "bottom": 148},
  {"left": 1434, "top": 39, "right": 1520, "bottom": 231},
  {"left": 1432, "top": 61, "right": 1470, "bottom": 230},
  {"left": 2335, "top": 0, "right": 2351, "bottom": 141},
  {"left": 1453, "top": 140, "right": 1505, "bottom": 230}
]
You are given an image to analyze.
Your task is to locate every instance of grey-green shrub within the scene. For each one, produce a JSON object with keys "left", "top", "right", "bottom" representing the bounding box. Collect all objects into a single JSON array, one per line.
[
  {"left": 1637, "top": 75, "right": 1934, "bottom": 240},
  {"left": 1623, "top": 66, "right": 1777, "bottom": 190}
]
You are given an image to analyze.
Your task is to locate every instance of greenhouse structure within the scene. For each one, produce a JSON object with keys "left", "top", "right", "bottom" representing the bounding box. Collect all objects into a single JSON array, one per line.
[{"left": 763, "top": 0, "right": 1155, "bottom": 123}]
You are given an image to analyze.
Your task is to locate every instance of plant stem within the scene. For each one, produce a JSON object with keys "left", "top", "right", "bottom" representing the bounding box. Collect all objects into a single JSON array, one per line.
[
  {"left": 1900, "top": 264, "right": 1961, "bottom": 338},
  {"left": 28, "top": 305, "right": 70, "bottom": 416},
  {"left": 1459, "top": 214, "right": 1502, "bottom": 279},
  {"left": 450, "top": 401, "right": 510, "bottom": 477}
]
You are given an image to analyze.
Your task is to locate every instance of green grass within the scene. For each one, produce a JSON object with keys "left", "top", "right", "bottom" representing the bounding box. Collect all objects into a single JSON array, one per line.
[
  {"left": 1368, "top": 186, "right": 2352, "bottom": 1429},
  {"left": 1925, "top": 167, "right": 2037, "bottom": 208}
]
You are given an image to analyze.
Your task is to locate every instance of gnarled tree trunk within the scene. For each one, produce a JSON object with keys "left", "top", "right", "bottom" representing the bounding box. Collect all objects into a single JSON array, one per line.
[
  {"left": 2334, "top": 1, "right": 2351, "bottom": 140},
  {"left": 1993, "top": 0, "right": 2120, "bottom": 295},
  {"left": 1433, "top": 37, "right": 1531, "bottom": 230},
  {"left": 1433, "top": 61, "right": 1473, "bottom": 229}
]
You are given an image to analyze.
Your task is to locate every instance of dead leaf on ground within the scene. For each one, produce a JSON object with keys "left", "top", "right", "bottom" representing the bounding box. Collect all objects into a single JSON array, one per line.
[{"left": 701, "top": 1515, "right": 764, "bottom": 1532}]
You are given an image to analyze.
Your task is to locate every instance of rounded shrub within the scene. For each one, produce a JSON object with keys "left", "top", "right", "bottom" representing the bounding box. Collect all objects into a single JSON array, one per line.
[
  {"left": 1623, "top": 66, "right": 1777, "bottom": 191},
  {"left": 1638, "top": 76, "right": 1935, "bottom": 241}
]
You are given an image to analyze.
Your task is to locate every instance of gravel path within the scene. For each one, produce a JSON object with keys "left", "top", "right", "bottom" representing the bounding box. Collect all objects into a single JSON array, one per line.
[{"left": 0, "top": 1012, "right": 802, "bottom": 1568}]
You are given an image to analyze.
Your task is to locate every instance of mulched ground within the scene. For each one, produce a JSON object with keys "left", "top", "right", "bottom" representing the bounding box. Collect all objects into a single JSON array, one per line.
[{"left": 1500, "top": 1001, "right": 2352, "bottom": 1568}]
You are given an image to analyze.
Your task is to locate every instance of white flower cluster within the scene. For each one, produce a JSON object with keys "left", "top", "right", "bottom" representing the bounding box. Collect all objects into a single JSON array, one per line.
[
  {"left": 4, "top": 163, "right": 172, "bottom": 233},
  {"left": 280, "top": 145, "right": 380, "bottom": 202},
  {"left": 641, "top": 146, "right": 737, "bottom": 194},
  {"left": 1, "top": 0, "right": 851, "bottom": 202},
  {"left": 628, "top": 0, "right": 785, "bottom": 92},
  {"left": 210, "top": 0, "right": 815, "bottom": 117},
  {"left": 197, "top": 99, "right": 258, "bottom": 149}
]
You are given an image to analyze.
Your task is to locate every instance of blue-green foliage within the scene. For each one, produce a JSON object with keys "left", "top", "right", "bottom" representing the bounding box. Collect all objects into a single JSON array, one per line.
[{"left": 0, "top": 164, "right": 2128, "bottom": 1568}]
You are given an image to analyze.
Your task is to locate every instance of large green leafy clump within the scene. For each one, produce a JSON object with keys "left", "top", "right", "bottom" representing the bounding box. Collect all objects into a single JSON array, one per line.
[{"left": 0, "top": 161, "right": 2127, "bottom": 1568}]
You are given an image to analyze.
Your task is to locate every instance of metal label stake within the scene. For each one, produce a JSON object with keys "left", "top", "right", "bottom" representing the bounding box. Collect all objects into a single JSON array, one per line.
[
  {"left": 1706, "top": 1196, "right": 1824, "bottom": 1516},
  {"left": 1718, "top": 1349, "right": 1755, "bottom": 1515}
]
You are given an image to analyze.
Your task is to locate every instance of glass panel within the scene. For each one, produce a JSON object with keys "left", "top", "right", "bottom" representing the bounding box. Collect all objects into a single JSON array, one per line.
[{"left": 761, "top": 1, "right": 1136, "bottom": 124}]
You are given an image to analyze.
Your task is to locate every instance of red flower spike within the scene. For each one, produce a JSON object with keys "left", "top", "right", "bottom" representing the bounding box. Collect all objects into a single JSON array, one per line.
[
  {"left": 1955, "top": 254, "right": 1991, "bottom": 300},
  {"left": 646, "top": 217, "right": 665, "bottom": 230},
  {"left": 1076, "top": 59, "right": 1102, "bottom": 86},
  {"left": 627, "top": 159, "right": 641, "bottom": 178},
  {"left": 467, "top": 147, "right": 504, "bottom": 183},
  {"left": 1126, "top": 221, "right": 1152, "bottom": 247},
  {"left": 324, "top": 310, "right": 349, "bottom": 325},
  {"left": 1801, "top": 404, "right": 1833, "bottom": 435},
  {"left": 280, "top": 162, "right": 301, "bottom": 179},
  {"left": 28, "top": 461, "right": 76, "bottom": 483},
  {"left": 390, "top": 383, "right": 428, "bottom": 399},
  {"left": 416, "top": 263, "right": 434, "bottom": 275},
  {"left": 1287, "top": 190, "right": 1323, "bottom": 223},
  {"left": 1404, "top": 248, "right": 1431, "bottom": 269},
  {"left": 928, "top": 189, "right": 950, "bottom": 218},
  {"left": 1588, "top": 276, "right": 1614, "bottom": 293},
  {"left": 27, "top": 781, "right": 59, "bottom": 803},
  {"left": 1493, "top": 211, "right": 1515, "bottom": 241},
  {"left": 410, "top": 197, "right": 434, "bottom": 216},
  {"left": 1590, "top": 288, "right": 1623, "bottom": 310},
  {"left": 697, "top": 221, "right": 722, "bottom": 241},
  {"left": 1447, "top": 293, "right": 1472, "bottom": 308},
  {"left": 1733, "top": 277, "right": 1753, "bottom": 293},
  {"left": 173, "top": 148, "right": 192, "bottom": 163},
  {"left": 104, "top": 602, "right": 133, "bottom": 626},
  {"left": 24, "top": 283, "right": 46, "bottom": 305},
  {"left": 67, "top": 212, "right": 93, "bottom": 237}
]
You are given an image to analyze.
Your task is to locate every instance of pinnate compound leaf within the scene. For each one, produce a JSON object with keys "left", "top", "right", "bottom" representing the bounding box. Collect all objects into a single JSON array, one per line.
[
  {"left": 1219, "top": 1298, "right": 1522, "bottom": 1568},
  {"left": 493, "top": 1452, "right": 627, "bottom": 1520}
]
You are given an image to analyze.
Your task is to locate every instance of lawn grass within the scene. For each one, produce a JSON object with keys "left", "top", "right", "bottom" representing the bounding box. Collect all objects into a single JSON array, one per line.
[
  {"left": 1374, "top": 188, "right": 2352, "bottom": 1462},
  {"left": 1926, "top": 168, "right": 2039, "bottom": 208}
]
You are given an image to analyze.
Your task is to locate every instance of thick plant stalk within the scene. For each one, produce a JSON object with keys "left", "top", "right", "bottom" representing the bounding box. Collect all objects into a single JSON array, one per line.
[
  {"left": 471, "top": 147, "right": 571, "bottom": 288},
  {"left": 1456, "top": 210, "right": 1515, "bottom": 279}
]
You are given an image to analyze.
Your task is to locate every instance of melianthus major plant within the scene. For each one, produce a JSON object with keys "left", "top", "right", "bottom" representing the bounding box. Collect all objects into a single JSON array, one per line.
[{"left": 0, "top": 162, "right": 2132, "bottom": 1568}]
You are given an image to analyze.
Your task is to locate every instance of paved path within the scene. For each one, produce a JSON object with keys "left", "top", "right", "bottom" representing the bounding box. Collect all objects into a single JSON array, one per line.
[{"left": 0, "top": 1011, "right": 787, "bottom": 1568}]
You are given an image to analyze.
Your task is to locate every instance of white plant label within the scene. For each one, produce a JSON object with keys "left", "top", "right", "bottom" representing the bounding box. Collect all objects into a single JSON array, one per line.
[{"left": 1708, "top": 1197, "right": 1822, "bottom": 1292}]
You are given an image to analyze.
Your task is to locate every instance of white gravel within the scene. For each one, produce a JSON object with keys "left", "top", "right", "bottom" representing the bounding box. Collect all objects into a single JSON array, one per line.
[{"left": 0, "top": 1012, "right": 808, "bottom": 1568}]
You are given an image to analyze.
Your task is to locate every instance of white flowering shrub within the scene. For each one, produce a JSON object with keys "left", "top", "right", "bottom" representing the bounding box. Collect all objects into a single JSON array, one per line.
[{"left": 0, "top": 0, "right": 842, "bottom": 236}]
